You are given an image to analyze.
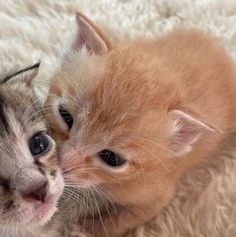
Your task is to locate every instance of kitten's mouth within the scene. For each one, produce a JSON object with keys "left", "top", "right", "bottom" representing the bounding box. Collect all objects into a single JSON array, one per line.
[
  {"left": 17, "top": 173, "right": 64, "bottom": 226},
  {"left": 24, "top": 193, "right": 59, "bottom": 225}
]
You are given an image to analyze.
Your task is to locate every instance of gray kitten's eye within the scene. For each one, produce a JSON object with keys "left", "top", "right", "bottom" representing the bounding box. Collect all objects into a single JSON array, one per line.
[
  {"left": 58, "top": 105, "right": 73, "bottom": 130},
  {"left": 98, "top": 150, "right": 126, "bottom": 167},
  {"left": 29, "top": 133, "right": 52, "bottom": 157}
]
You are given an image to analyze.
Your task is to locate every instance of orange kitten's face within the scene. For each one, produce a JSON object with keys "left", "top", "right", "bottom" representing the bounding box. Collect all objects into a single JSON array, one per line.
[
  {"left": 46, "top": 13, "right": 217, "bottom": 205},
  {"left": 47, "top": 50, "right": 179, "bottom": 203}
]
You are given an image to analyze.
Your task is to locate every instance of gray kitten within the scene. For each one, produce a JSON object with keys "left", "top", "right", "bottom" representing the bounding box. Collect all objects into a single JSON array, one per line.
[{"left": 0, "top": 64, "right": 64, "bottom": 237}]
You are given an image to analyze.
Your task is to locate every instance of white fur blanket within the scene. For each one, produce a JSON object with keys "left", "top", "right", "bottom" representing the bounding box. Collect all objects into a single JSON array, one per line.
[{"left": 1, "top": 1, "right": 236, "bottom": 236}]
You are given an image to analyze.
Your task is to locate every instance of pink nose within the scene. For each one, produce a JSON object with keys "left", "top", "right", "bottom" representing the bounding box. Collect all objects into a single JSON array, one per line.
[{"left": 21, "top": 181, "right": 48, "bottom": 202}]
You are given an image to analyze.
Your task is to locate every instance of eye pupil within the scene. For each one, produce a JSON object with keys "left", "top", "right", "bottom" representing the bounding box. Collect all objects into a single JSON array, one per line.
[
  {"left": 29, "top": 133, "right": 52, "bottom": 157},
  {"left": 59, "top": 106, "right": 73, "bottom": 130},
  {"left": 98, "top": 149, "right": 126, "bottom": 167}
]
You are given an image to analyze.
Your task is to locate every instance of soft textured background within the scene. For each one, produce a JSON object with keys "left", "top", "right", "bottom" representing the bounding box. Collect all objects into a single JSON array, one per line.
[{"left": 1, "top": 1, "right": 236, "bottom": 236}]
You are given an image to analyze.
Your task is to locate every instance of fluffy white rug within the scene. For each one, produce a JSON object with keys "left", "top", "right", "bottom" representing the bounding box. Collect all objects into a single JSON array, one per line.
[{"left": 1, "top": 1, "right": 236, "bottom": 236}]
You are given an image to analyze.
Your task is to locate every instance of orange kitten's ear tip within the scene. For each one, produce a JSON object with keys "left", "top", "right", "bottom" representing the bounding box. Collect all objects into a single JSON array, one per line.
[
  {"left": 72, "top": 10, "right": 112, "bottom": 55},
  {"left": 170, "top": 110, "right": 216, "bottom": 133},
  {"left": 75, "top": 11, "right": 82, "bottom": 24},
  {"left": 75, "top": 11, "right": 89, "bottom": 27}
]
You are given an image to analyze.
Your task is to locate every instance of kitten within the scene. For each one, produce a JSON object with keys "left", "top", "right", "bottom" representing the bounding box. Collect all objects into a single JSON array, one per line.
[
  {"left": 0, "top": 64, "right": 64, "bottom": 237},
  {"left": 46, "top": 12, "right": 236, "bottom": 237}
]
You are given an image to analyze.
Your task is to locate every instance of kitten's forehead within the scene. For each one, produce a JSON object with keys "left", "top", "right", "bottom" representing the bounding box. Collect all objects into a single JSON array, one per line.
[
  {"left": 0, "top": 84, "right": 46, "bottom": 139},
  {"left": 54, "top": 43, "right": 177, "bottom": 145},
  {"left": 62, "top": 45, "right": 162, "bottom": 110},
  {"left": 88, "top": 47, "right": 165, "bottom": 115},
  {"left": 59, "top": 50, "right": 105, "bottom": 101}
]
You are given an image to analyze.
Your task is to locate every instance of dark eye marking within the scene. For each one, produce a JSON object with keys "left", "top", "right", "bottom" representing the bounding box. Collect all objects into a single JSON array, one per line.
[
  {"left": 58, "top": 105, "right": 74, "bottom": 130},
  {"left": 38, "top": 167, "right": 46, "bottom": 175}
]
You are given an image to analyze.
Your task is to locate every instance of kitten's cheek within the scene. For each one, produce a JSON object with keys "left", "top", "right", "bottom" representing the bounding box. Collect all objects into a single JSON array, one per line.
[
  {"left": 61, "top": 157, "right": 78, "bottom": 176},
  {"left": 58, "top": 144, "right": 75, "bottom": 165},
  {"left": 59, "top": 148, "right": 82, "bottom": 176},
  {"left": 59, "top": 151, "right": 100, "bottom": 187}
]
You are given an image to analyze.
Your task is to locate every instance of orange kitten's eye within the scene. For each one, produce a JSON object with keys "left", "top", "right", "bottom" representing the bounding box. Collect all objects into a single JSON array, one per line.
[
  {"left": 98, "top": 150, "right": 126, "bottom": 167},
  {"left": 58, "top": 105, "right": 74, "bottom": 130}
]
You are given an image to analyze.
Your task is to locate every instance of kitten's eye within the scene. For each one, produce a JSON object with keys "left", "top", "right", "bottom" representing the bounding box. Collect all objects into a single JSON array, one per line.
[
  {"left": 98, "top": 149, "right": 126, "bottom": 167},
  {"left": 59, "top": 105, "right": 74, "bottom": 130},
  {"left": 29, "top": 133, "right": 52, "bottom": 157}
]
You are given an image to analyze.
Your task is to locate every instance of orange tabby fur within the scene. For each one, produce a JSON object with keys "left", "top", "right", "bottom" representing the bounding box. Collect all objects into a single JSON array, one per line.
[{"left": 46, "top": 12, "right": 236, "bottom": 237}]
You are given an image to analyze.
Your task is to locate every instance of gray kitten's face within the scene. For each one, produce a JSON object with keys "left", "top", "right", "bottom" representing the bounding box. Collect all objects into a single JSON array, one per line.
[{"left": 0, "top": 82, "right": 64, "bottom": 228}]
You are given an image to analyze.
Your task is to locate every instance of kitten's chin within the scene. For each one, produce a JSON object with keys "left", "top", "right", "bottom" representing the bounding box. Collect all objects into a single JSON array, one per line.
[{"left": 28, "top": 196, "right": 59, "bottom": 226}]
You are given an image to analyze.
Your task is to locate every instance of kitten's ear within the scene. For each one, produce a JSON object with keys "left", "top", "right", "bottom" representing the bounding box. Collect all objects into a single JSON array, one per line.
[
  {"left": 1, "top": 62, "right": 40, "bottom": 87},
  {"left": 22, "top": 65, "right": 39, "bottom": 87},
  {"left": 71, "top": 11, "right": 112, "bottom": 55},
  {"left": 166, "top": 110, "right": 215, "bottom": 156}
]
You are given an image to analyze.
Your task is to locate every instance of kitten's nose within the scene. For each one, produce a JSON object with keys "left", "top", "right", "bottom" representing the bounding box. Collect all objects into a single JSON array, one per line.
[{"left": 21, "top": 180, "right": 48, "bottom": 202}]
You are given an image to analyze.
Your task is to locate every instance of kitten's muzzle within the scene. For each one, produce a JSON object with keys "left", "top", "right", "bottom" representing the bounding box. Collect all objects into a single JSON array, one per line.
[
  {"left": 20, "top": 180, "right": 48, "bottom": 202},
  {"left": 11, "top": 168, "right": 49, "bottom": 203}
]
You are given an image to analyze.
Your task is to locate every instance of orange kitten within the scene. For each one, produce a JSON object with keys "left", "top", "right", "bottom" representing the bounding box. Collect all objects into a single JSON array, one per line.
[{"left": 46, "top": 12, "right": 236, "bottom": 237}]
